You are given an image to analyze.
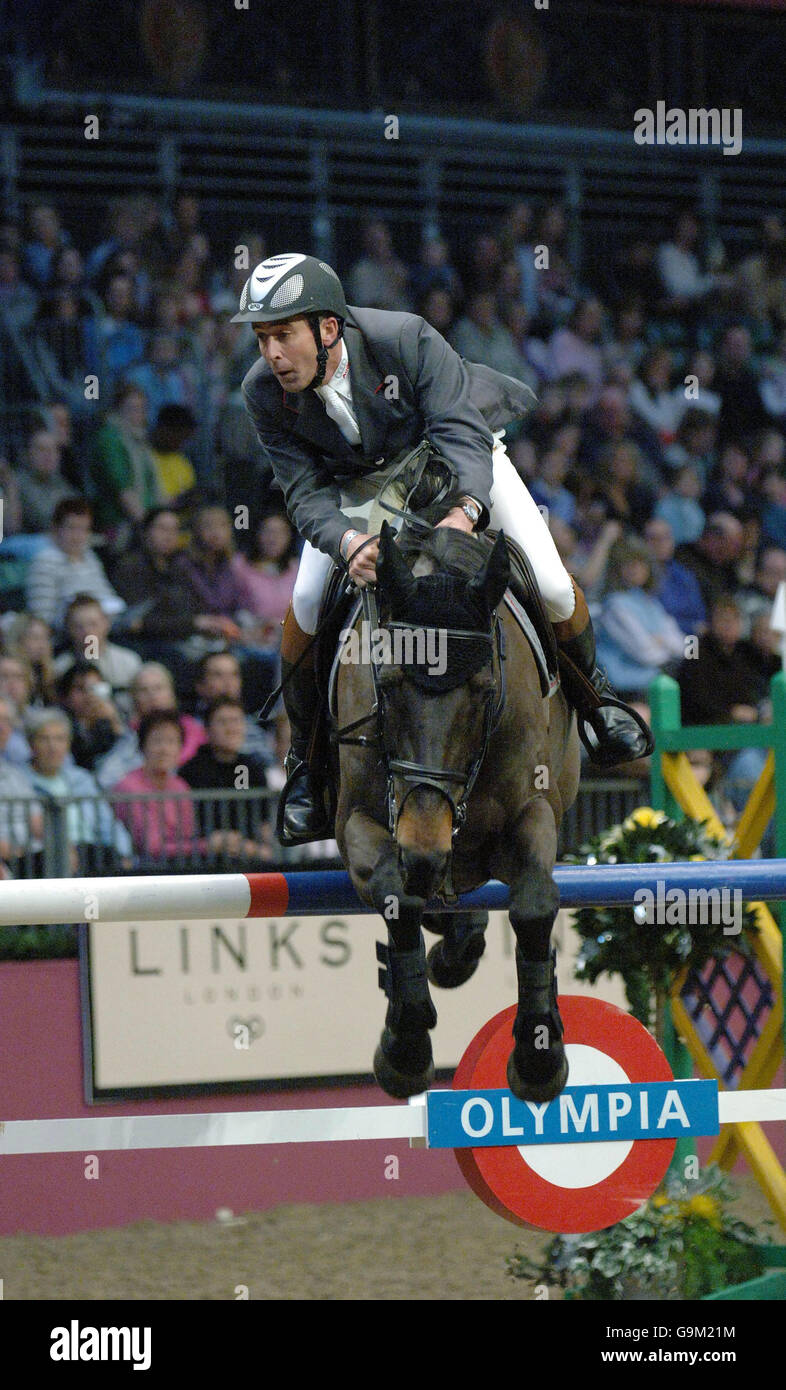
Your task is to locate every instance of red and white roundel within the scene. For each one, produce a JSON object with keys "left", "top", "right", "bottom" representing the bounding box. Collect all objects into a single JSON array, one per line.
[{"left": 453, "top": 996, "right": 675, "bottom": 1233}]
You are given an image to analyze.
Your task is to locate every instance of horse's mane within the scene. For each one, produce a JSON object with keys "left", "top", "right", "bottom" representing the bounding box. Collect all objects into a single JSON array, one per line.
[{"left": 396, "top": 521, "right": 490, "bottom": 582}]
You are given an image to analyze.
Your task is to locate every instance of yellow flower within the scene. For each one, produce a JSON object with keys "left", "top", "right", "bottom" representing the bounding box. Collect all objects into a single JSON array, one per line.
[
  {"left": 625, "top": 807, "right": 668, "bottom": 830},
  {"left": 689, "top": 854, "right": 706, "bottom": 862},
  {"left": 651, "top": 1193, "right": 669, "bottom": 1208},
  {"left": 686, "top": 1194, "right": 722, "bottom": 1228}
]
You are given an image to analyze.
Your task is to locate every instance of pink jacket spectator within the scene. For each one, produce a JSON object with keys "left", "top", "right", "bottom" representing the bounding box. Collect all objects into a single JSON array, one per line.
[
  {"left": 111, "top": 767, "right": 197, "bottom": 859},
  {"left": 232, "top": 554, "right": 298, "bottom": 625}
]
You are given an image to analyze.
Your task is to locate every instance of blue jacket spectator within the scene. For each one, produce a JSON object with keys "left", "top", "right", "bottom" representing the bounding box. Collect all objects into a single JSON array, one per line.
[
  {"left": 595, "top": 538, "right": 687, "bottom": 695},
  {"left": 644, "top": 518, "right": 707, "bottom": 634}
]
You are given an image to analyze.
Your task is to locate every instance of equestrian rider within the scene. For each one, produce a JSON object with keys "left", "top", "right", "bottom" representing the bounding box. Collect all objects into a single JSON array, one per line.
[{"left": 234, "top": 253, "right": 652, "bottom": 843}]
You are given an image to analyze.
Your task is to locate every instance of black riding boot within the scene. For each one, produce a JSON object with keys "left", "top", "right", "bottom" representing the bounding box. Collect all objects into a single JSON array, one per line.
[
  {"left": 554, "top": 584, "right": 655, "bottom": 768},
  {"left": 277, "top": 653, "right": 332, "bottom": 846}
]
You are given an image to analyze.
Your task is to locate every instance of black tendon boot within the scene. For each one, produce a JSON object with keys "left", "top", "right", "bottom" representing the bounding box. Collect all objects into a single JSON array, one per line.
[
  {"left": 277, "top": 654, "right": 332, "bottom": 845},
  {"left": 507, "top": 948, "right": 569, "bottom": 1103},
  {"left": 553, "top": 584, "right": 655, "bottom": 768},
  {"left": 373, "top": 936, "right": 437, "bottom": 1099}
]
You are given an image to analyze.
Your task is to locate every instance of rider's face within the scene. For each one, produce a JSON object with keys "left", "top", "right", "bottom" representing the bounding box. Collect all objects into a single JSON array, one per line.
[{"left": 254, "top": 315, "right": 338, "bottom": 391}]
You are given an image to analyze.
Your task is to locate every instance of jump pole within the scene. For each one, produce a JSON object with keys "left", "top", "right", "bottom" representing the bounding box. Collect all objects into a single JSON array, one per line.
[
  {"left": 3, "top": 858, "right": 786, "bottom": 925},
  {"left": 2, "top": 1088, "right": 785, "bottom": 1156}
]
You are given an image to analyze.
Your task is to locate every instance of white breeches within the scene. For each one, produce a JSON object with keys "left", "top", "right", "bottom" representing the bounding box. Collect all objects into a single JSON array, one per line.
[{"left": 291, "top": 433, "right": 577, "bottom": 634}]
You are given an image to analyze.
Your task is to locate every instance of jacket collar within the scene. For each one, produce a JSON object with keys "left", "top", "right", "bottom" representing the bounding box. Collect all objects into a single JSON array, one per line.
[{"left": 281, "top": 309, "right": 389, "bottom": 459}]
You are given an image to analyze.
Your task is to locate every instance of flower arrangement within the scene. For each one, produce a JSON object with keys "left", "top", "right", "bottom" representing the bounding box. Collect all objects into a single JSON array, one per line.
[
  {"left": 566, "top": 807, "right": 759, "bottom": 1044},
  {"left": 507, "top": 1165, "right": 769, "bottom": 1300}
]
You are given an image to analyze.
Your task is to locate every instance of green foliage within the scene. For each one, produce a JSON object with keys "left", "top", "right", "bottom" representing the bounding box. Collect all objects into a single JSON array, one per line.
[
  {"left": 565, "top": 808, "right": 759, "bottom": 1027},
  {"left": 507, "top": 1166, "right": 770, "bottom": 1300},
  {"left": 0, "top": 923, "right": 78, "bottom": 960}
]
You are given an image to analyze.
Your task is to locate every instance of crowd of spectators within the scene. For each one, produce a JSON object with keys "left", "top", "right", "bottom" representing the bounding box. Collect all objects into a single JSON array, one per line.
[{"left": 2, "top": 188, "right": 786, "bottom": 870}]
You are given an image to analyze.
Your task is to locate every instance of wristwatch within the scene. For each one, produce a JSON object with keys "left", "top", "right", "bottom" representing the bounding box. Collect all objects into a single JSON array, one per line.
[
  {"left": 340, "top": 529, "right": 360, "bottom": 561},
  {"left": 460, "top": 497, "right": 481, "bottom": 527}
]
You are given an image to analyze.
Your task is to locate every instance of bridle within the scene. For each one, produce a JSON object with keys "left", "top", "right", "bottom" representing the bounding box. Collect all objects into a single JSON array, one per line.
[{"left": 334, "top": 581, "right": 506, "bottom": 842}]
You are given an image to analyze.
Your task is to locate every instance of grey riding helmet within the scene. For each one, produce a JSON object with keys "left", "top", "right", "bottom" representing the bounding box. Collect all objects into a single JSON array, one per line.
[{"left": 232, "top": 253, "right": 348, "bottom": 384}]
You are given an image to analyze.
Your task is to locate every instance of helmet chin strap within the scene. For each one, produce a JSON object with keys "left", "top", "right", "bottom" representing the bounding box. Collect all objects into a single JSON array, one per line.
[{"left": 308, "top": 314, "right": 344, "bottom": 387}]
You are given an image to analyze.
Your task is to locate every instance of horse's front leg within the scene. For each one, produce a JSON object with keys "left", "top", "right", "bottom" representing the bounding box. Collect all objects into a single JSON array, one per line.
[
  {"left": 343, "top": 808, "right": 437, "bottom": 1099},
  {"left": 492, "top": 797, "right": 568, "bottom": 1103}
]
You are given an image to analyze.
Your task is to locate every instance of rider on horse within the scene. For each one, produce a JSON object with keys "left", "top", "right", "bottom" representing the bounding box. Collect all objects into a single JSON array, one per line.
[{"left": 234, "top": 253, "right": 653, "bottom": 843}]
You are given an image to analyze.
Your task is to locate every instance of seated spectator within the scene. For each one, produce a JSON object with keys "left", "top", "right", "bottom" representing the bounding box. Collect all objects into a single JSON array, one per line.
[
  {"left": 734, "top": 214, "right": 786, "bottom": 340},
  {"left": 544, "top": 298, "right": 605, "bottom": 402},
  {"left": 0, "top": 248, "right": 37, "bottom": 328},
  {"left": 4, "top": 614, "right": 58, "bottom": 706},
  {"left": 46, "top": 398, "right": 86, "bottom": 492},
  {"left": 603, "top": 300, "right": 647, "bottom": 376},
  {"left": 232, "top": 508, "right": 299, "bottom": 642},
  {"left": 702, "top": 441, "right": 758, "bottom": 517},
  {"left": 532, "top": 201, "right": 578, "bottom": 325},
  {"left": 450, "top": 292, "right": 536, "bottom": 386},
  {"left": 663, "top": 406, "right": 718, "bottom": 486},
  {"left": 561, "top": 510, "right": 622, "bottom": 603},
  {"left": 675, "top": 512, "right": 745, "bottom": 609},
  {"left": 579, "top": 385, "right": 665, "bottom": 484},
  {"left": 0, "top": 455, "right": 23, "bottom": 535},
  {"left": 179, "top": 504, "right": 246, "bottom": 628},
  {"left": 409, "top": 233, "right": 463, "bottom": 304},
  {"left": 714, "top": 324, "right": 768, "bottom": 444},
  {"left": 345, "top": 219, "right": 413, "bottom": 312},
  {"left": 528, "top": 448, "right": 578, "bottom": 528},
  {"left": 127, "top": 331, "right": 188, "bottom": 424},
  {"left": 148, "top": 405, "right": 199, "bottom": 507},
  {"left": 180, "top": 696, "right": 272, "bottom": 862},
  {"left": 17, "top": 426, "right": 76, "bottom": 533},
  {"left": 0, "top": 696, "right": 42, "bottom": 874},
  {"left": 82, "top": 271, "right": 145, "bottom": 390},
  {"left": 0, "top": 656, "right": 35, "bottom": 764},
  {"left": 759, "top": 326, "right": 786, "bottom": 423},
  {"left": 25, "top": 497, "right": 125, "bottom": 632},
  {"left": 111, "top": 710, "right": 197, "bottom": 862},
  {"left": 192, "top": 649, "right": 273, "bottom": 763},
  {"left": 595, "top": 538, "right": 686, "bottom": 696},
  {"left": 112, "top": 507, "right": 233, "bottom": 685},
  {"left": 94, "top": 661, "right": 207, "bottom": 789},
  {"left": 759, "top": 469, "right": 786, "bottom": 550},
  {"left": 417, "top": 286, "right": 457, "bottom": 339},
  {"left": 654, "top": 464, "right": 706, "bottom": 546},
  {"left": 628, "top": 347, "right": 682, "bottom": 443},
  {"left": 736, "top": 545, "right": 786, "bottom": 632},
  {"left": 88, "top": 383, "right": 164, "bottom": 547},
  {"left": 53, "top": 594, "right": 141, "bottom": 708},
  {"left": 27, "top": 708, "right": 133, "bottom": 873},
  {"left": 57, "top": 660, "right": 127, "bottom": 772},
  {"left": 594, "top": 440, "right": 656, "bottom": 531},
  {"left": 22, "top": 203, "right": 70, "bottom": 289},
  {"left": 677, "top": 597, "right": 764, "bottom": 726},
  {"left": 655, "top": 207, "right": 725, "bottom": 320},
  {"left": 643, "top": 517, "right": 707, "bottom": 635},
  {"left": 671, "top": 352, "right": 722, "bottom": 427}
]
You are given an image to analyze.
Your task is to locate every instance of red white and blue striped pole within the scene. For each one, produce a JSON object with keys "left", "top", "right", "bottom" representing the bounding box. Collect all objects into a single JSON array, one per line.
[{"left": 0, "top": 859, "right": 785, "bottom": 925}]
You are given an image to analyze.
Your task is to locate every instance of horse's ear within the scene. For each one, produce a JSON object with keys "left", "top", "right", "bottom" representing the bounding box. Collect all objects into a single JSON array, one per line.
[
  {"left": 469, "top": 531, "right": 510, "bottom": 612},
  {"left": 376, "top": 521, "right": 416, "bottom": 610}
]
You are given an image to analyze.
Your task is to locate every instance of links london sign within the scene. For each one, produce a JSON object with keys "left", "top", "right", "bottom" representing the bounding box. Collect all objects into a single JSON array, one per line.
[{"left": 83, "top": 911, "right": 541, "bottom": 1097}]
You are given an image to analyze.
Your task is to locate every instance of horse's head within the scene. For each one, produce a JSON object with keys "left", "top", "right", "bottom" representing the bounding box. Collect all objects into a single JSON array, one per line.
[{"left": 374, "top": 520, "right": 509, "bottom": 898}]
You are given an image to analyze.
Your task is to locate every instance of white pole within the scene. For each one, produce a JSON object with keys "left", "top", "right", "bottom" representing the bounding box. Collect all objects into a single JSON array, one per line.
[{"left": 0, "top": 874, "right": 253, "bottom": 926}]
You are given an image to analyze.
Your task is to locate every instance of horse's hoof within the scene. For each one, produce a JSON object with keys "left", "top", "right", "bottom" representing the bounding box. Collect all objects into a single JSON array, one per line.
[
  {"left": 426, "top": 931, "right": 486, "bottom": 989},
  {"left": 506, "top": 1048, "right": 569, "bottom": 1104},
  {"left": 373, "top": 1030, "right": 435, "bottom": 1100}
]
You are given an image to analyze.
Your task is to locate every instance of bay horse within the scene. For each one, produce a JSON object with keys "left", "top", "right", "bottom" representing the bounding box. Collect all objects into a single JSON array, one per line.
[{"left": 331, "top": 516, "right": 581, "bottom": 1102}]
